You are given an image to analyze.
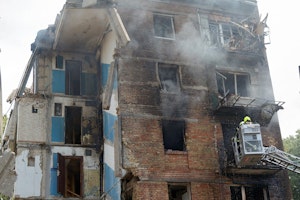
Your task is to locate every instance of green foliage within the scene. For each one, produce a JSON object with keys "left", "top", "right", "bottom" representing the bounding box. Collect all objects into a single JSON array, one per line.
[
  {"left": 2, "top": 115, "right": 8, "bottom": 134},
  {"left": 283, "top": 130, "right": 300, "bottom": 199},
  {"left": 0, "top": 193, "right": 10, "bottom": 200}
]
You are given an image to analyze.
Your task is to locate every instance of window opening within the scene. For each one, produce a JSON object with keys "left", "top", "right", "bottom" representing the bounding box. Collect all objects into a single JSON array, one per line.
[
  {"left": 162, "top": 120, "right": 186, "bottom": 151},
  {"left": 153, "top": 14, "right": 175, "bottom": 39},
  {"left": 28, "top": 156, "right": 35, "bottom": 167},
  {"left": 85, "top": 149, "right": 92, "bottom": 156},
  {"left": 66, "top": 60, "right": 81, "bottom": 95},
  {"left": 221, "top": 24, "right": 231, "bottom": 45},
  {"left": 230, "top": 186, "right": 269, "bottom": 200},
  {"left": 58, "top": 154, "right": 83, "bottom": 198},
  {"left": 158, "top": 63, "right": 180, "bottom": 92},
  {"left": 32, "top": 105, "right": 38, "bottom": 113},
  {"left": 121, "top": 174, "right": 138, "bottom": 200},
  {"left": 209, "top": 23, "right": 220, "bottom": 46},
  {"left": 209, "top": 22, "right": 245, "bottom": 48},
  {"left": 168, "top": 184, "right": 189, "bottom": 200},
  {"left": 217, "top": 72, "right": 250, "bottom": 97},
  {"left": 221, "top": 124, "right": 236, "bottom": 165},
  {"left": 65, "top": 106, "right": 82, "bottom": 144},
  {"left": 56, "top": 55, "right": 64, "bottom": 69},
  {"left": 54, "top": 103, "right": 62, "bottom": 116}
]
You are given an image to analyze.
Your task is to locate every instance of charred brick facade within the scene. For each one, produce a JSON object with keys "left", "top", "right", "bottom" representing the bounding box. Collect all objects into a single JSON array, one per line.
[{"left": 116, "top": 0, "right": 292, "bottom": 199}]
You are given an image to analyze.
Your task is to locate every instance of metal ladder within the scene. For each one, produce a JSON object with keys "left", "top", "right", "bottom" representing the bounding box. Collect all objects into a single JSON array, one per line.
[{"left": 262, "top": 146, "right": 300, "bottom": 174}]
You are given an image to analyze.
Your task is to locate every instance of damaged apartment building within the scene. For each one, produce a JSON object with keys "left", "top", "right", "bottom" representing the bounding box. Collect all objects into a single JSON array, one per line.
[{"left": 0, "top": 0, "right": 297, "bottom": 199}]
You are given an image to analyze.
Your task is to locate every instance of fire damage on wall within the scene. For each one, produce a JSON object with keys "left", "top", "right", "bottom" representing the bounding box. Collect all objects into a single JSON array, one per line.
[{"left": 0, "top": 0, "right": 297, "bottom": 200}]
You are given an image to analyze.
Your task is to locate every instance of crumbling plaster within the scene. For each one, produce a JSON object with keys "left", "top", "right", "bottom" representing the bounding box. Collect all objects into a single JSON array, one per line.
[
  {"left": 14, "top": 149, "right": 43, "bottom": 198},
  {"left": 17, "top": 97, "right": 48, "bottom": 143}
]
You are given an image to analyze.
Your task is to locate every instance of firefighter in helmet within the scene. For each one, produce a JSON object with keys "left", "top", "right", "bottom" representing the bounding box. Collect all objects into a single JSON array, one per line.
[{"left": 239, "top": 115, "right": 252, "bottom": 126}]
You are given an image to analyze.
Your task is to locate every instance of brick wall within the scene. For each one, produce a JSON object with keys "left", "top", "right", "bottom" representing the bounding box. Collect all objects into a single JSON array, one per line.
[
  {"left": 116, "top": 1, "right": 292, "bottom": 199},
  {"left": 134, "top": 181, "right": 168, "bottom": 200}
]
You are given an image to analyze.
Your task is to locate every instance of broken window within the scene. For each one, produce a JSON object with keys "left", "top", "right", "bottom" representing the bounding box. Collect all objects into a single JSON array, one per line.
[
  {"left": 216, "top": 71, "right": 250, "bottom": 97},
  {"left": 168, "top": 184, "right": 190, "bottom": 200},
  {"left": 65, "top": 106, "right": 82, "bottom": 144},
  {"left": 158, "top": 63, "right": 180, "bottom": 92},
  {"left": 153, "top": 14, "right": 175, "bottom": 39},
  {"left": 58, "top": 154, "right": 83, "bottom": 198},
  {"left": 209, "top": 22, "right": 243, "bottom": 49},
  {"left": 230, "top": 186, "right": 269, "bottom": 200},
  {"left": 162, "top": 120, "right": 186, "bottom": 151},
  {"left": 209, "top": 23, "right": 221, "bottom": 46},
  {"left": 65, "top": 60, "right": 81, "bottom": 95},
  {"left": 221, "top": 24, "right": 240, "bottom": 47}
]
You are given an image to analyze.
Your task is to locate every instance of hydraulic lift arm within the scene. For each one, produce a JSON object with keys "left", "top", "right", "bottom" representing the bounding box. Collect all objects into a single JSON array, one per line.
[
  {"left": 232, "top": 123, "right": 300, "bottom": 174},
  {"left": 262, "top": 146, "right": 300, "bottom": 174}
]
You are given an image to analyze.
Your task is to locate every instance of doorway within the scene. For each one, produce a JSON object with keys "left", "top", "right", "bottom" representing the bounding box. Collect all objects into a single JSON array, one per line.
[{"left": 58, "top": 154, "right": 83, "bottom": 198}]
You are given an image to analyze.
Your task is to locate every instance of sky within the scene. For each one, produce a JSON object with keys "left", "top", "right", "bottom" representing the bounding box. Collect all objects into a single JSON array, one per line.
[
  {"left": 257, "top": 0, "right": 300, "bottom": 138},
  {"left": 0, "top": 0, "right": 299, "bottom": 138}
]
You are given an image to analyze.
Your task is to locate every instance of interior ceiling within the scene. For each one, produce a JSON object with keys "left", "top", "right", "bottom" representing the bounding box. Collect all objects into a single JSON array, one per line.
[{"left": 53, "top": 8, "right": 108, "bottom": 53}]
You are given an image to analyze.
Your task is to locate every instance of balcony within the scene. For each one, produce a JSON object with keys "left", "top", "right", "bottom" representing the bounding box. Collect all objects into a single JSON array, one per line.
[
  {"left": 211, "top": 70, "right": 284, "bottom": 126},
  {"left": 51, "top": 0, "right": 129, "bottom": 53},
  {"left": 212, "top": 93, "right": 284, "bottom": 126}
]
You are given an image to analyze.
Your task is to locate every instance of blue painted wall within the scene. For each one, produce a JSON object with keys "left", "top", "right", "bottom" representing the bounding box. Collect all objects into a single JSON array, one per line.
[
  {"left": 104, "top": 163, "right": 121, "bottom": 200},
  {"left": 101, "top": 63, "right": 110, "bottom": 88},
  {"left": 50, "top": 153, "right": 59, "bottom": 196},
  {"left": 103, "top": 111, "right": 117, "bottom": 143},
  {"left": 52, "top": 70, "right": 65, "bottom": 93},
  {"left": 102, "top": 59, "right": 121, "bottom": 199},
  {"left": 52, "top": 70, "right": 97, "bottom": 96},
  {"left": 51, "top": 117, "right": 65, "bottom": 142}
]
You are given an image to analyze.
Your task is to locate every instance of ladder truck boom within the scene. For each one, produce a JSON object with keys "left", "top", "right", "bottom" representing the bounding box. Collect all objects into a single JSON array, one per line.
[
  {"left": 232, "top": 123, "right": 300, "bottom": 174},
  {"left": 262, "top": 145, "right": 300, "bottom": 174}
]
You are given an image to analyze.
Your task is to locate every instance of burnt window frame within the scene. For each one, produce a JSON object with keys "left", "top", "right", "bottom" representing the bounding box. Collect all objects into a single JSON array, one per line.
[
  {"left": 153, "top": 13, "right": 175, "bottom": 40},
  {"left": 209, "top": 22, "right": 221, "bottom": 46},
  {"left": 162, "top": 119, "right": 186, "bottom": 151},
  {"left": 65, "top": 106, "right": 82, "bottom": 144},
  {"left": 158, "top": 63, "right": 181, "bottom": 93},
  {"left": 168, "top": 183, "right": 191, "bottom": 200},
  {"left": 230, "top": 185, "right": 269, "bottom": 200},
  {"left": 209, "top": 22, "right": 242, "bottom": 47},
  {"left": 216, "top": 71, "right": 250, "bottom": 97},
  {"left": 65, "top": 60, "right": 82, "bottom": 96}
]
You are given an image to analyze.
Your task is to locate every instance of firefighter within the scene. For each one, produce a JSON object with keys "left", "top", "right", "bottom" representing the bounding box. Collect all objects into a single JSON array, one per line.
[{"left": 239, "top": 115, "right": 252, "bottom": 126}]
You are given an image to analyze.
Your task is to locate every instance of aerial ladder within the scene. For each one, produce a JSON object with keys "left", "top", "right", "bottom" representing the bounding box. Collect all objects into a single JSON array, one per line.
[{"left": 232, "top": 123, "right": 300, "bottom": 174}]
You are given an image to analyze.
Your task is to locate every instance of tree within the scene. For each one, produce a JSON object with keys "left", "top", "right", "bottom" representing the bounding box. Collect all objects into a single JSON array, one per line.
[
  {"left": 0, "top": 115, "right": 8, "bottom": 140},
  {"left": 0, "top": 193, "right": 10, "bottom": 200},
  {"left": 283, "top": 130, "right": 300, "bottom": 199},
  {"left": 2, "top": 115, "right": 8, "bottom": 133}
]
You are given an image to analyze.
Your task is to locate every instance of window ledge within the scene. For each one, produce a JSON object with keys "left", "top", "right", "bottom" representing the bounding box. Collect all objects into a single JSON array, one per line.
[{"left": 165, "top": 150, "right": 187, "bottom": 155}]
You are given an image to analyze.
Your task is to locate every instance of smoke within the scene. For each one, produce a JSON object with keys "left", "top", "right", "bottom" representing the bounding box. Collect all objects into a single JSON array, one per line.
[
  {"left": 175, "top": 21, "right": 225, "bottom": 65},
  {"left": 160, "top": 82, "right": 189, "bottom": 119}
]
